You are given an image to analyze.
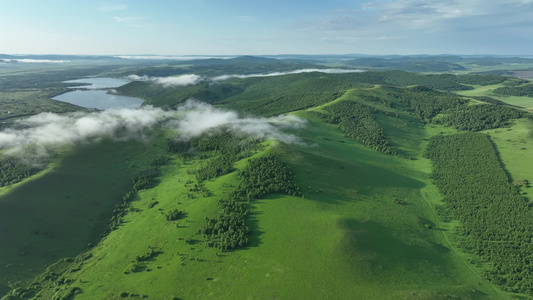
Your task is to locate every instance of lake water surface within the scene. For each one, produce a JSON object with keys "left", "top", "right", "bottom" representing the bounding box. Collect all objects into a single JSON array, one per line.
[{"left": 53, "top": 78, "right": 144, "bottom": 110}]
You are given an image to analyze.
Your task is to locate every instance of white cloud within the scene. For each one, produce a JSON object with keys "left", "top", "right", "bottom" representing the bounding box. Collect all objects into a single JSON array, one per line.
[
  {"left": 0, "top": 106, "right": 171, "bottom": 155},
  {"left": 112, "top": 16, "right": 146, "bottom": 27},
  {"left": 0, "top": 59, "right": 69, "bottom": 63},
  {"left": 100, "top": 4, "right": 127, "bottom": 12},
  {"left": 171, "top": 99, "right": 307, "bottom": 144},
  {"left": 115, "top": 55, "right": 235, "bottom": 60},
  {"left": 126, "top": 69, "right": 364, "bottom": 87},
  {"left": 237, "top": 16, "right": 256, "bottom": 22},
  {"left": 211, "top": 68, "right": 364, "bottom": 81},
  {"left": 127, "top": 74, "right": 204, "bottom": 87},
  {"left": 0, "top": 100, "right": 307, "bottom": 159},
  {"left": 296, "top": 0, "right": 533, "bottom": 41}
]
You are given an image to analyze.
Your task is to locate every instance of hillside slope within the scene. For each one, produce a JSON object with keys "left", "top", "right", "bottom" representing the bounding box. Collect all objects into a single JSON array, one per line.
[{"left": 2, "top": 71, "right": 533, "bottom": 299}]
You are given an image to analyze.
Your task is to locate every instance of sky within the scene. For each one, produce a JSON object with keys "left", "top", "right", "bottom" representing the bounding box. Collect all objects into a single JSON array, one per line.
[{"left": 0, "top": 0, "right": 532, "bottom": 56}]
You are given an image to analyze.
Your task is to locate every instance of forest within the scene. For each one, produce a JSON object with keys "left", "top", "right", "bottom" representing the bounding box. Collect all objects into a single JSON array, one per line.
[
  {"left": 0, "top": 156, "right": 43, "bottom": 187},
  {"left": 425, "top": 133, "right": 533, "bottom": 294},
  {"left": 321, "top": 101, "right": 397, "bottom": 155},
  {"left": 439, "top": 104, "right": 528, "bottom": 131},
  {"left": 117, "top": 71, "right": 515, "bottom": 116},
  {"left": 494, "top": 83, "right": 533, "bottom": 97}
]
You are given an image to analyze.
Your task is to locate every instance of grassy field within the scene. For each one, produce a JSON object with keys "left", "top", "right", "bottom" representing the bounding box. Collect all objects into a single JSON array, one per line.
[
  {"left": 457, "top": 84, "right": 533, "bottom": 109},
  {"left": 451, "top": 63, "right": 533, "bottom": 75},
  {"left": 0, "top": 90, "right": 85, "bottom": 122},
  {"left": 0, "top": 138, "right": 167, "bottom": 295},
  {"left": 4, "top": 67, "right": 533, "bottom": 299},
  {"left": 486, "top": 118, "right": 533, "bottom": 199},
  {"left": 14, "top": 106, "right": 511, "bottom": 299}
]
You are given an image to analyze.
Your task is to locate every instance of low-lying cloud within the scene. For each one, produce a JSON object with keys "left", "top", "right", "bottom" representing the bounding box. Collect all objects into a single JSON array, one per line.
[
  {"left": 116, "top": 55, "right": 235, "bottom": 60},
  {"left": 211, "top": 68, "right": 364, "bottom": 81},
  {"left": 127, "top": 74, "right": 203, "bottom": 87},
  {"left": 172, "top": 100, "right": 307, "bottom": 144},
  {"left": 0, "top": 59, "right": 70, "bottom": 64},
  {"left": 0, "top": 106, "right": 171, "bottom": 155},
  {"left": 126, "top": 68, "right": 363, "bottom": 87},
  {"left": 0, "top": 100, "right": 306, "bottom": 158}
]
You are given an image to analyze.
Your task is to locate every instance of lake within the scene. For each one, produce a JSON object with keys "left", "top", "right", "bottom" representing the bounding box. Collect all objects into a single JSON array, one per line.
[{"left": 53, "top": 78, "right": 144, "bottom": 110}]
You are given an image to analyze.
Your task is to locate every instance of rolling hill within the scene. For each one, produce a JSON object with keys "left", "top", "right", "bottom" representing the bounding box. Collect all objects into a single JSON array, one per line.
[{"left": 1, "top": 60, "right": 533, "bottom": 299}]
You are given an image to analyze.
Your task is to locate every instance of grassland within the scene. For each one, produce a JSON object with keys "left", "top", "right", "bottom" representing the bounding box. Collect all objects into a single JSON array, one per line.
[
  {"left": 457, "top": 83, "right": 533, "bottom": 109},
  {"left": 487, "top": 118, "right": 533, "bottom": 198},
  {"left": 3, "top": 61, "right": 533, "bottom": 299},
  {"left": 8, "top": 94, "right": 511, "bottom": 299},
  {"left": 16, "top": 132, "right": 500, "bottom": 299},
  {"left": 0, "top": 90, "right": 85, "bottom": 123},
  {"left": 0, "top": 137, "right": 168, "bottom": 296}
]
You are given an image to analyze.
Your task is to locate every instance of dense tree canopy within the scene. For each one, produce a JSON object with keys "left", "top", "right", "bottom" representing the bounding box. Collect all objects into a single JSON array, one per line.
[
  {"left": 0, "top": 156, "right": 42, "bottom": 187},
  {"left": 439, "top": 104, "right": 526, "bottom": 131},
  {"left": 325, "top": 101, "right": 397, "bottom": 155},
  {"left": 425, "top": 133, "right": 533, "bottom": 294},
  {"left": 494, "top": 83, "right": 533, "bottom": 97}
]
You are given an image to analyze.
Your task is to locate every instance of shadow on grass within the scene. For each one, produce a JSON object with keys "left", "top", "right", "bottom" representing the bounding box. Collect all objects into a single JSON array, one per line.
[
  {"left": 280, "top": 144, "right": 426, "bottom": 206},
  {"left": 244, "top": 207, "right": 264, "bottom": 249},
  {"left": 338, "top": 218, "right": 453, "bottom": 283}
]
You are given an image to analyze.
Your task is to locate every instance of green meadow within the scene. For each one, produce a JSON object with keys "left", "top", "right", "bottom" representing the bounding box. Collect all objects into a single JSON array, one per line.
[
  {"left": 457, "top": 83, "right": 533, "bottom": 109},
  {"left": 13, "top": 105, "right": 508, "bottom": 299},
  {"left": 487, "top": 118, "right": 533, "bottom": 196},
  {"left": 2, "top": 64, "right": 533, "bottom": 299},
  {"left": 0, "top": 138, "right": 167, "bottom": 295}
]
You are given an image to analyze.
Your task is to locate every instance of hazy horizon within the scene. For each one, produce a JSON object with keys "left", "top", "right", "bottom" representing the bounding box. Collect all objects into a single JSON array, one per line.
[{"left": 2, "top": 53, "right": 533, "bottom": 60}]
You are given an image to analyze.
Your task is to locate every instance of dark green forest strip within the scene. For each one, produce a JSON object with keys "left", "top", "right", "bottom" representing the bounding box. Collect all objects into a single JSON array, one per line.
[
  {"left": 390, "top": 86, "right": 468, "bottom": 121},
  {"left": 425, "top": 133, "right": 533, "bottom": 294},
  {"left": 325, "top": 101, "right": 397, "bottom": 155},
  {"left": 494, "top": 83, "right": 533, "bottom": 97},
  {"left": 439, "top": 104, "right": 527, "bottom": 131}
]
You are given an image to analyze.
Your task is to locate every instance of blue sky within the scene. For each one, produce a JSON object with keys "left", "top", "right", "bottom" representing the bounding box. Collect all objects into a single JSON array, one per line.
[{"left": 1, "top": 0, "right": 532, "bottom": 55}]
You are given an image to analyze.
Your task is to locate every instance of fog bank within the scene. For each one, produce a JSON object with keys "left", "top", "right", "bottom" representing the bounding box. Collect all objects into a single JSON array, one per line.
[{"left": 0, "top": 100, "right": 306, "bottom": 157}]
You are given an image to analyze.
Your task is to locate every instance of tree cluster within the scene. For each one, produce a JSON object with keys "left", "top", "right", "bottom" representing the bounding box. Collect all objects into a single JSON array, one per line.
[
  {"left": 200, "top": 154, "right": 299, "bottom": 250},
  {"left": 200, "top": 199, "right": 250, "bottom": 250},
  {"left": 451, "top": 74, "right": 507, "bottom": 86},
  {"left": 190, "top": 130, "right": 262, "bottom": 181},
  {"left": 425, "top": 133, "right": 533, "bottom": 294},
  {"left": 165, "top": 209, "right": 184, "bottom": 221},
  {"left": 374, "top": 71, "right": 474, "bottom": 91},
  {"left": 390, "top": 87, "right": 468, "bottom": 121},
  {"left": 494, "top": 83, "right": 533, "bottom": 97},
  {"left": 439, "top": 104, "right": 526, "bottom": 131},
  {"left": 325, "top": 101, "right": 397, "bottom": 155},
  {"left": 132, "top": 168, "right": 159, "bottom": 192},
  {"left": 0, "top": 155, "right": 43, "bottom": 187},
  {"left": 232, "top": 154, "right": 300, "bottom": 200}
]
